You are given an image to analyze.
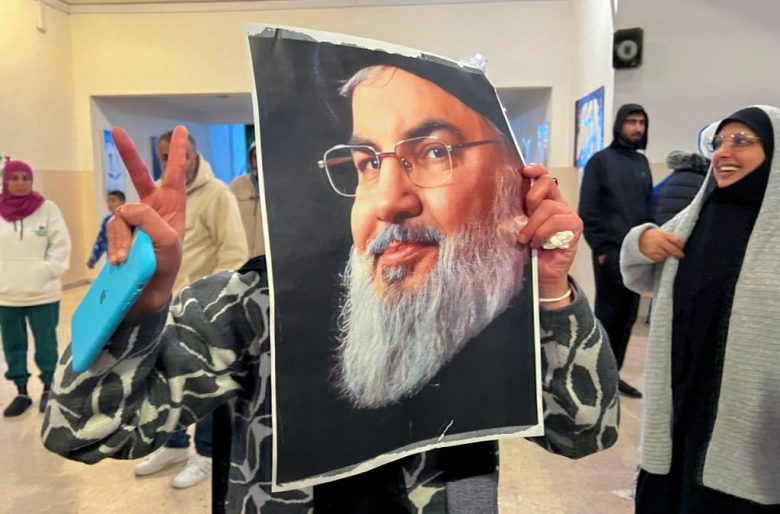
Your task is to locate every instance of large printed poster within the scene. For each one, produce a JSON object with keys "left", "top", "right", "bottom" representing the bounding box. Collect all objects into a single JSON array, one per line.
[{"left": 247, "top": 26, "right": 542, "bottom": 491}]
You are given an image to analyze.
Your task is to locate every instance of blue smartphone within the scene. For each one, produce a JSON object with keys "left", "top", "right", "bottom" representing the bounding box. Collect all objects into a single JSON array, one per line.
[{"left": 71, "top": 229, "right": 157, "bottom": 373}]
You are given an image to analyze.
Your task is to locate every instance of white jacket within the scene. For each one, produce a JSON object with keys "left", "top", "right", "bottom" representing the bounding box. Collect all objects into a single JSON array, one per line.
[{"left": 0, "top": 201, "right": 71, "bottom": 306}]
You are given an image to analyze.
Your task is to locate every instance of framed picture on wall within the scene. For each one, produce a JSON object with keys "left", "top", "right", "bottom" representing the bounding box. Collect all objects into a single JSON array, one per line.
[
  {"left": 574, "top": 86, "right": 604, "bottom": 168},
  {"left": 102, "top": 129, "right": 125, "bottom": 193}
]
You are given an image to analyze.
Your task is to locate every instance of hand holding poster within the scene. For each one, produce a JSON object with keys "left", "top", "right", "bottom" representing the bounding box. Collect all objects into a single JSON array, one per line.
[{"left": 247, "top": 26, "right": 543, "bottom": 491}]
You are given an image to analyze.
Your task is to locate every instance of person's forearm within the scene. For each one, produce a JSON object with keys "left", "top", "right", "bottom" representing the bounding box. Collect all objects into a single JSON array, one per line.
[
  {"left": 531, "top": 281, "right": 620, "bottom": 458},
  {"left": 620, "top": 223, "right": 659, "bottom": 294},
  {"left": 127, "top": 244, "right": 181, "bottom": 318},
  {"left": 42, "top": 303, "right": 172, "bottom": 463},
  {"left": 42, "top": 270, "right": 264, "bottom": 463},
  {"left": 88, "top": 233, "right": 108, "bottom": 265},
  {"left": 214, "top": 241, "right": 249, "bottom": 272},
  {"left": 538, "top": 276, "right": 573, "bottom": 310}
]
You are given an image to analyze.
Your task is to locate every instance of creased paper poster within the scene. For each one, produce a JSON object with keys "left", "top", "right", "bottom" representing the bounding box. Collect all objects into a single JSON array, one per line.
[{"left": 246, "top": 25, "right": 543, "bottom": 491}]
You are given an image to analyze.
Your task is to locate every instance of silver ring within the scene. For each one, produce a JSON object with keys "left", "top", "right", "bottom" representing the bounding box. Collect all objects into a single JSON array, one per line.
[{"left": 542, "top": 230, "right": 575, "bottom": 250}]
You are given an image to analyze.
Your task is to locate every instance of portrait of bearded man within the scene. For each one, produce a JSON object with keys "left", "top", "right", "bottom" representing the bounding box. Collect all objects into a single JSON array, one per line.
[
  {"left": 326, "top": 65, "right": 529, "bottom": 409},
  {"left": 250, "top": 32, "right": 541, "bottom": 488}
]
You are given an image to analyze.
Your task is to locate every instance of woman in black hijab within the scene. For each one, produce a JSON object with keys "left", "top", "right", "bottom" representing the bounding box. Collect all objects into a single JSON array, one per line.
[{"left": 621, "top": 106, "right": 780, "bottom": 512}]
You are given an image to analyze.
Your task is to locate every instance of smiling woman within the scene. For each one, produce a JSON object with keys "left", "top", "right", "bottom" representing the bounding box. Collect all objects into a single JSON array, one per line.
[
  {"left": 709, "top": 122, "right": 766, "bottom": 188},
  {"left": 621, "top": 105, "right": 780, "bottom": 512}
]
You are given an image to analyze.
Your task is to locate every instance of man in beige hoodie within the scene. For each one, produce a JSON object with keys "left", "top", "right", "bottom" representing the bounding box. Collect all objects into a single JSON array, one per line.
[
  {"left": 133, "top": 130, "right": 248, "bottom": 489},
  {"left": 230, "top": 142, "right": 265, "bottom": 257}
]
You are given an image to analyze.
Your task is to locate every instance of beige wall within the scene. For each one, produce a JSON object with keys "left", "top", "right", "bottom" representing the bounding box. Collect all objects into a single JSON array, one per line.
[
  {"left": 1, "top": 1, "right": 92, "bottom": 286},
  {"left": 572, "top": 0, "right": 615, "bottom": 138},
  {"left": 34, "top": 170, "right": 97, "bottom": 286},
  {"left": 4, "top": 0, "right": 613, "bottom": 287},
  {"left": 65, "top": 2, "right": 583, "bottom": 290},
  {"left": 69, "top": 2, "right": 577, "bottom": 170},
  {"left": 0, "top": 1, "right": 78, "bottom": 170}
]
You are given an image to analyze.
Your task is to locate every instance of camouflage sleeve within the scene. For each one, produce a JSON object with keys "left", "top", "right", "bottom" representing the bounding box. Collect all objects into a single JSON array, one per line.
[
  {"left": 531, "top": 279, "right": 620, "bottom": 458},
  {"left": 403, "top": 280, "right": 620, "bottom": 513},
  {"left": 41, "top": 270, "right": 267, "bottom": 464}
]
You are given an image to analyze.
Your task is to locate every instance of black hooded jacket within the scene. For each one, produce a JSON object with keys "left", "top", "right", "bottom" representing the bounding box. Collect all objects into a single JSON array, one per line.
[
  {"left": 579, "top": 104, "right": 653, "bottom": 256},
  {"left": 654, "top": 151, "right": 710, "bottom": 225}
]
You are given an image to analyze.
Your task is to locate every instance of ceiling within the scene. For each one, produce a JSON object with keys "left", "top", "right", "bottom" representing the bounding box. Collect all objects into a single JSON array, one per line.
[
  {"left": 61, "top": 0, "right": 278, "bottom": 4},
  {"left": 96, "top": 93, "right": 255, "bottom": 125},
  {"left": 56, "top": 0, "right": 553, "bottom": 11}
]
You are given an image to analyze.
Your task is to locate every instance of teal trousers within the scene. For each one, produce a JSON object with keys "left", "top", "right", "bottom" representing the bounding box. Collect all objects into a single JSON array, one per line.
[{"left": 0, "top": 302, "right": 60, "bottom": 388}]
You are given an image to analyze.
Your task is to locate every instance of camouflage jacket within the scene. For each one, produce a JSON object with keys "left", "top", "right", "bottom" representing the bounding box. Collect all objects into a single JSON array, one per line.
[{"left": 42, "top": 266, "right": 618, "bottom": 513}]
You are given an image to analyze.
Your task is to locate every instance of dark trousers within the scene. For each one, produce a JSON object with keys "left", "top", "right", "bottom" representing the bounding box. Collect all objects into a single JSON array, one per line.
[
  {"left": 166, "top": 413, "right": 213, "bottom": 457},
  {"left": 313, "top": 461, "right": 411, "bottom": 513},
  {"left": 593, "top": 250, "right": 640, "bottom": 370},
  {"left": 636, "top": 466, "right": 780, "bottom": 513},
  {"left": 0, "top": 302, "right": 60, "bottom": 388}
]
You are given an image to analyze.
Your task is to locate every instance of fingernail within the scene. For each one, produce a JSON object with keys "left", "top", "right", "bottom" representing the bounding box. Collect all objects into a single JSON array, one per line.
[{"left": 517, "top": 233, "right": 528, "bottom": 244}]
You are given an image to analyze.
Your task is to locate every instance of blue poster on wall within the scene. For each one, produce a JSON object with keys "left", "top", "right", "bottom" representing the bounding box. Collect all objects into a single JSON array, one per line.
[
  {"left": 574, "top": 86, "right": 604, "bottom": 168},
  {"left": 103, "top": 129, "right": 125, "bottom": 193}
]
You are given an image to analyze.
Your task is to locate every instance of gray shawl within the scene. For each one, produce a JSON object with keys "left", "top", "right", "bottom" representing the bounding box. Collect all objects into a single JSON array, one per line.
[{"left": 620, "top": 105, "right": 780, "bottom": 505}]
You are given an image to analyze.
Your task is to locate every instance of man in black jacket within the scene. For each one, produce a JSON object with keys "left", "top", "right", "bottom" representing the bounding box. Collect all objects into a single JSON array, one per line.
[{"left": 579, "top": 104, "right": 652, "bottom": 399}]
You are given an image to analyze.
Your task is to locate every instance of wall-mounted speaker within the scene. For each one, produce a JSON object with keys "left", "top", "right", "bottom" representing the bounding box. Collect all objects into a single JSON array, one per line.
[{"left": 613, "top": 28, "right": 644, "bottom": 69}]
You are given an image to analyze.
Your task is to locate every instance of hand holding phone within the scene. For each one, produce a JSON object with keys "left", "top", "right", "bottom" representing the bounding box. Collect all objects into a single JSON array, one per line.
[
  {"left": 71, "top": 229, "right": 156, "bottom": 373},
  {"left": 107, "top": 126, "right": 187, "bottom": 317}
]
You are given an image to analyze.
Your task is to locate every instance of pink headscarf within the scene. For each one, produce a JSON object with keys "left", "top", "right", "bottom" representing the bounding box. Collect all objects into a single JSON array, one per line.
[{"left": 1, "top": 159, "right": 45, "bottom": 222}]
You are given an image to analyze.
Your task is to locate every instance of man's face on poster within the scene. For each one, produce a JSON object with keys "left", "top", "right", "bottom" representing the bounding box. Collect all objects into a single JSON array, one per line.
[
  {"left": 333, "top": 66, "right": 528, "bottom": 409},
  {"left": 349, "top": 67, "right": 509, "bottom": 293}
]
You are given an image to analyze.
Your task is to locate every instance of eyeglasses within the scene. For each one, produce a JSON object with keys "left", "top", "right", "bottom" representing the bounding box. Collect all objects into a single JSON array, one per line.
[
  {"left": 707, "top": 132, "right": 762, "bottom": 152},
  {"left": 317, "top": 136, "right": 500, "bottom": 197}
]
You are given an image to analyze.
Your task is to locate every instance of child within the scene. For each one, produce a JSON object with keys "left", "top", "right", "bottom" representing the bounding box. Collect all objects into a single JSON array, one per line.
[{"left": 86, "top": 190, "right": 125, "bottom": 269}]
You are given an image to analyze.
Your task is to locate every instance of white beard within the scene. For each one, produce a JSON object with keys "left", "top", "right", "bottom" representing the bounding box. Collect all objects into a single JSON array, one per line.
[{"left": 334, "top": 174, "right": 527, "bottom": 409}]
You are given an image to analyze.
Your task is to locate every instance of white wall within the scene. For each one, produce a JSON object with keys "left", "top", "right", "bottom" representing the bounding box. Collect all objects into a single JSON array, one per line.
[
  {"left": 563, "top": 0, "right": 616, "bottom": 297},
  {"left": 68, "top": 1, "right": 577, "bottom": 171},
  {"left": 0, "top": 1, "right": 77, "bottom": 171},
  {"left": 571, "top": 0, "right": 616, "bottom": 153},
  {"left": 615, "top": 0, "right": 780, "bottom": 163},
  {"left": 500, "top": 88, "right": 552, "bottom": 165}
]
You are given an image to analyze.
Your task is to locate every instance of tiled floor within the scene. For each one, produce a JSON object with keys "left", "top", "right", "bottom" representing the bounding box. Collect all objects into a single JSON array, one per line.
[{"left": 0, "top": 284, "right": 647, "bottom": 514}]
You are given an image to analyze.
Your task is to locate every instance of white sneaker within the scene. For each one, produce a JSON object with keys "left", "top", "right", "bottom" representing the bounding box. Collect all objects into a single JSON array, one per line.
[
  {"left": 171, "top": 454, "right": 212, "bottom": 489},
  {"left": 134, "top": 447, "right": 189, "bottom": 476}
]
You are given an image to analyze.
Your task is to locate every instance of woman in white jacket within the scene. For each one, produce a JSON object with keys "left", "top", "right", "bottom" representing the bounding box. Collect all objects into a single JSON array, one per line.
[{"left": 0, "top": 159, "right": 71, "bottom": 417}]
